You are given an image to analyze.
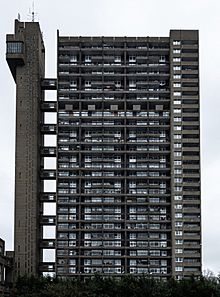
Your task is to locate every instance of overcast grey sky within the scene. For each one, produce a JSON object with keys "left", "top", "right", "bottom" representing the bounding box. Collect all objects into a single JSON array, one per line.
[{"left": 0, "top": 0, "right": 220, "bottom": 275}]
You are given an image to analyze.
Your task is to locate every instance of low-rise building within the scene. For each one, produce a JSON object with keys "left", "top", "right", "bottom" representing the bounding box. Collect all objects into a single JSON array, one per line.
[{"left": 0, "top": 239, "right": 13, "bottom": 296}]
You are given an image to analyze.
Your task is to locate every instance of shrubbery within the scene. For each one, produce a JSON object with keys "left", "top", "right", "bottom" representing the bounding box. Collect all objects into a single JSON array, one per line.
[{"left": 13, "top": 274, "right": 220, "bottom": 297}]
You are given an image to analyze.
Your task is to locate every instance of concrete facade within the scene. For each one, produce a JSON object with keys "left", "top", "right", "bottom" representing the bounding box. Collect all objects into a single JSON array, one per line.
[
  {"left": 6, "top": 20, "right": 45, "bottom": 276},
  {"left": 6, "top": 20, "right": 201, "bottom": 280}
]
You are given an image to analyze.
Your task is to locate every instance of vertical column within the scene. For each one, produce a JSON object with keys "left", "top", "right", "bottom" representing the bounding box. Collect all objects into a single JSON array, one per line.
[
  {"left": 6, "top": 20, "right": 45, "bottom": 277},
  {"left": 40, "top": 79, "right": 57, "bottom": 277},
  {"left": 170, "top": 30, "right": 201, "bottom": 279}
]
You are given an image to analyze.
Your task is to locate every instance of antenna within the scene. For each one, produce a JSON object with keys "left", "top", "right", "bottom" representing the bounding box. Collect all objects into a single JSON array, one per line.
[
  {"left": 32, "top": 1, "right": 35, "bottom": 22},
  {"left": 27, "top": 1, "right": 38, "bottom": 22},
  {"left": 18, "top": 13, "right": 21, "bottom": 21}
]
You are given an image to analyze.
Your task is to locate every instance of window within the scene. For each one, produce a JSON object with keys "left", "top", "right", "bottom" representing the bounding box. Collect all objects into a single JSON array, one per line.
[
  {"left": 173, "top": 66, "right": 181, "bottom": 71},
  {"left": 174, "top": 109, "right": 181, "bottom": 114},
  {"left": 175, "top": 249, "right": 183, "bottom": 254},
  {"left": 129, "top": 56, "right": 136, "bottom": 63},
  {"left": 175, "top": 187, "right": 182, "bottom": 192},
  {"left": 174, "top": 195, "right": 182, "bottom": 201},
  {"left": 175, "top": 239, "right": 183, "bottom": 245},
  {"left": 174, "top": 144, "right": 182, "bottom": 149},
  {"left": 174, "top": 169, "right": 182, "bottom": 174},
  {"left": 174, "top": 152, "right": 182, "bottom": 157},
  {"left": 115, "top": 81, "right": 121, "bottom": 88},
  {"left": 175, "top": 231, "right": 183, "bottom": 236},
  {"left": 184, "top": 267, "right": 200, "bottom": 272},
  {"left": 175, "top": 257, "right": 183, "bottom": 262},
  {"left": 174, "top": 126, "right": 182, "bottom": 131},
  {"left": 129, "top": 81, "right": 136, "bottom": 87},
  {"left": 182, "top": 40, "right": 197, "bottom": 45},
  {"left": 173, "top": 58, "right": 181, "bottom": 62},
  {"left": 85, "top": 81, "right": 91, "bottom": 86},
  {"left": 174, "top": 117, "right": 181, "bottom": 122},
  {"left": 174, "top": 100, "right": 181, "bottom": 105},
  {"left": 130, "top": 268, "right": 137, "bottom": 273},
  {"left": 173, "top": 40, "right": 181, "bottom": 45},
  {"left": 174, "top": 92, "right": 181, "bottom": 96},
  {"left": 69, "top": 267, "right": 76, "bottom": 273},
  {"left": 130, "top": 260, "right": 137, "bottom": 266},
  {"left": 175, "top": 266, "right": 183, "bottom": 272},
  {"left": 175, "top": 221, "right": 183, "bottom": 227},
  {"left": 175, "top": 213, "right": 183, "bottom": 218},
  {"left": 85, "top": 81, "right": 91, "bottom": 90},
  {"left": 174, "top": 134, "right": 182, "bottom": 139},
  {"left": 115, "top": 56, "right": 121, "bottom": 62},
  {"left": 70, "top": 56, "right": 77, "bottom": 63},
  {"left": 174, "top": 74, "right": 181, "bottom": 79},
  {"left": 7, "top": 42, "right": 23, "bottom": 54},
  {"left": 70, "top": 81, "right": 77, "bottom": 87},
  {"left": 174, "top": 177, "right": 182, "bottom": 183},
  {"left": 85, "top": 56, "right": 91, "bottom": 62},
  {"left": 69, "top": 258, "right": 76, "bottom": 265},
  {"left": 173, "top": 83, "right": 181, "bottom": 88},
  {"left": 173, "top": 49, "right": 181, "bottom": 54}
]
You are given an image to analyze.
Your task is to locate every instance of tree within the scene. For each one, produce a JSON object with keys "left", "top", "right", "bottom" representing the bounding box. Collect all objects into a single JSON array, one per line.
[{"left": 12, "top": 273, "right": 220, "bottom": 297}]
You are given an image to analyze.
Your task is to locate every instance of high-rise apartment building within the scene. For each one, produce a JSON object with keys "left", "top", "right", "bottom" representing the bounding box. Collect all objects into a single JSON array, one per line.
[{"left": 6, "top": 19, "right": 201, "bottom": 280}]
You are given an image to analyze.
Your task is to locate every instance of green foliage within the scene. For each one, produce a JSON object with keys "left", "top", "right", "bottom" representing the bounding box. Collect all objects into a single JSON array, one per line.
[{"left": 12, "top": 274, "right": 220, "bottom": 297}]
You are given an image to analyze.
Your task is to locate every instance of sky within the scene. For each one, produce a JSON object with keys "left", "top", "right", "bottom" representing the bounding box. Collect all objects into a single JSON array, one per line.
[{"left": 0, "top": 0, "right": 220, "bottom": 275}]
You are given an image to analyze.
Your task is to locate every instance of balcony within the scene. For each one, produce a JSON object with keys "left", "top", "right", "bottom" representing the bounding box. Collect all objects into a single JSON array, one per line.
[
  {"left": 39, "top": 263, "right": 55, "bottom": 273},
  {"left": 40, "top": 216, "right": 56, "bottom": 225},
  {"left": 41, "top": 124, "right": 57, "bottom": 134},
  {"left": 41, "top": 78, "right": 57, "bottom": 90},
  {"left": 40, "top": 193, "right": 56, "bottom": 202},
  {"left": 41, "top": 147, "right": 56, "bottom": 157},
  {"left": 41, "top": 170, "right": 56, "bottom": 179},
  {"left": 41, "top": 101, "right": 57, "bottom": 111},
  {"left": 40, "top": 240, "right": 55, "bottom": 249}
]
